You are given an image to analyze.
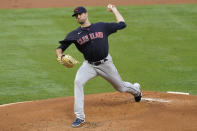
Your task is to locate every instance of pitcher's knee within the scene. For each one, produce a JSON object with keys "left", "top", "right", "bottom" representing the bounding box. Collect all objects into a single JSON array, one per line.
[{"left": 74, "top": 78, "right": 85, "bottom": 87}]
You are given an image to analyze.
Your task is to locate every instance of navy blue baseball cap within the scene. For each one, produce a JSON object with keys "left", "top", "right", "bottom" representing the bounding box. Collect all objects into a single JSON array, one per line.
[{"left": 72, "top": 6, "right": 87, "bottom": 17}]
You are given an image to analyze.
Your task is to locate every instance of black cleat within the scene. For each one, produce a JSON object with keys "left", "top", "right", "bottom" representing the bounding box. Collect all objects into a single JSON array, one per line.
[{"left": 134, "top": 92, "right": 142, "bottom": 102}]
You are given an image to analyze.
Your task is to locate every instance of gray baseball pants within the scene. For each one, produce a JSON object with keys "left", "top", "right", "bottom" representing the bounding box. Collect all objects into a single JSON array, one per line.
[{"left": 74, "top": 54, "right": 141, "bottom": 120}]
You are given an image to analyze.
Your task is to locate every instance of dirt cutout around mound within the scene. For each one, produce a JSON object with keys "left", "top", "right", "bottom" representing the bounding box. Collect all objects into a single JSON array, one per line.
[
  {"left": 0, "top": 0, "right": 197, "bottom": 9},
  {"left": 1, "top": 0, "right": 197, "bottom": 130},
  {"left": 0, "top": 91, "right": 197, "bottom": 131}
]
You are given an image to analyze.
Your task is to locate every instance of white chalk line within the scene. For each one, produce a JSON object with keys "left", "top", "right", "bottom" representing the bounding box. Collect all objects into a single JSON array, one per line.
[
  {"left": 142, "top": 98, "right": 172, "bottom": 103},
  {"left": 167, "top": 91, "right": 189, "bottom": 95},
  {"left": 0, "top": 101, "right": 33, "bottom": 107}
]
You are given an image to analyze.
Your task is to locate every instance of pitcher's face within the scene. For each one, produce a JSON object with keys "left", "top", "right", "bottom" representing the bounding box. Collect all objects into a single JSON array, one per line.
[{"left": 75, "top": 13, "right": 88, "bottom": 25}]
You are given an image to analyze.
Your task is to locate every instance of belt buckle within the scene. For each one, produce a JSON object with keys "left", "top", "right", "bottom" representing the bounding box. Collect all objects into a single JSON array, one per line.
[
  {"left": 100, "top": 59, "right": 105, "bottom": 64},
  {"left": 93, "top": 61, "right": 101, "bottom": 66},
  {"left": 89, "top": 58, "right": 107, "bottom": 66}
]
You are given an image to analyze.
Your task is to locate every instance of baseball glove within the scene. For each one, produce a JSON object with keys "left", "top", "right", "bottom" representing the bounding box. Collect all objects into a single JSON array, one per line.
[{"left": 57, "top": 54, "right": 79, "bottom": 68}]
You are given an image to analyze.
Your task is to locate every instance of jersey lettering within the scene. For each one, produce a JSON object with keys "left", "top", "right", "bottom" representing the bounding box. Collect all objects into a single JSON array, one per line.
[
  {"left": 89, "top": 32, "right": 103, "bottom": 40},
  {"left": 77, "top": 35, "right": 89, "bottom": 45},
  {"left": 77, "top": 32, "right": 103, "bottom": 45},
  {"left": 95, "top": 32, "right": 103, "bottom": 39}
]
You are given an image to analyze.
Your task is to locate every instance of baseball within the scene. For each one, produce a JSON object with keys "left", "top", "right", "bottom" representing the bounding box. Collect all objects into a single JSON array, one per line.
[{"left": 107, "top": 4, "right": 113, "bottom": 8}]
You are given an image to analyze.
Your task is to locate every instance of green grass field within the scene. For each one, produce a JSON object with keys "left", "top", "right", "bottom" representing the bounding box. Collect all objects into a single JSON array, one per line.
[{"left": 0, "top": 4, "right": 197, "bottom": 104}]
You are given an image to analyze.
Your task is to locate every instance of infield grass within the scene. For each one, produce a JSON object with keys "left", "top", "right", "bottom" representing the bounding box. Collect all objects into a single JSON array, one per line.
[{"left": 0, "top": 4, "right": 197, "bottom": 104}]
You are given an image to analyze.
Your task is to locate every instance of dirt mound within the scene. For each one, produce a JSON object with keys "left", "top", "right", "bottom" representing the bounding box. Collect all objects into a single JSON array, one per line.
[
  {"left": 0, "top": 91, "right": 197, "bottom": 131},
  {"left": 0, "top": 0, "right": 197, "bottom": 9}
]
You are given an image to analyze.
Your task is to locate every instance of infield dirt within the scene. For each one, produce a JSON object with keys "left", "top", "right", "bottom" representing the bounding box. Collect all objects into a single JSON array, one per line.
[
  {"left": 0, "top": 0, "right": 197, "bottom": 131},
  {"left": 0, "top": 0, "right": 197, "bottom": 9},
  {"left": 1, "top": 91, "right": 197, "bottom": 131}
]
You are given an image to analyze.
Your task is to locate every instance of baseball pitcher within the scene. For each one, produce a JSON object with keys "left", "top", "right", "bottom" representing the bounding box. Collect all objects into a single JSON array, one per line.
[{"left": 56, "top": 4, "right": 142, "bottom": 128}]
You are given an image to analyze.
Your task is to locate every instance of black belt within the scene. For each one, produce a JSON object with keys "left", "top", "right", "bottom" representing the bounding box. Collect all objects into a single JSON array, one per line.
[{"left": 88, "top": 58, "right": 108, "bottom": 66}]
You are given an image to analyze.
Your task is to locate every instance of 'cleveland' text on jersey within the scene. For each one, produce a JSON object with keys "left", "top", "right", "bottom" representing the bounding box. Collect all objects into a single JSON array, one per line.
[
  {"left": 58, "top": 22, "right": 126, "bottom": 62},
  {"left": 77, "top": 32, "right": 104, "bottom": 45}
]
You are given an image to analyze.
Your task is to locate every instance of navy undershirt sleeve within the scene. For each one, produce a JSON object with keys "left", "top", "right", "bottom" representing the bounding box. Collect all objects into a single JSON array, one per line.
[
  {"left": 57, "top": 31, "right": 76, "bottom": 51},
  {"left": 57, "top": 40, "right": 72, "bottom": 51},
  {"left": 104, "top": 21, "right": 126, "bottom": 35}
]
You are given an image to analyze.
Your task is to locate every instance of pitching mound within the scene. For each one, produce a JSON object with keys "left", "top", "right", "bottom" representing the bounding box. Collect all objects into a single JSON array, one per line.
[{"left": 0, "top": 91, "right": 197, "bottom": 131}]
